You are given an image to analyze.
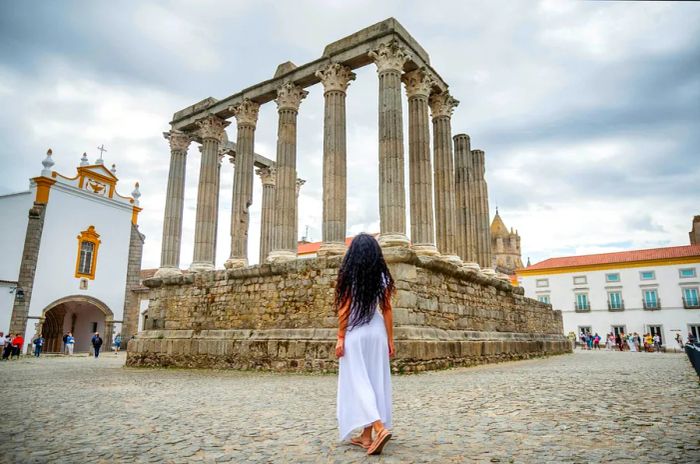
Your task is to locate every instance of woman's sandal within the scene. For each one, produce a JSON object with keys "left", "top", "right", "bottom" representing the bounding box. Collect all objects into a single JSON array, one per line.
[
  {"left": 367, "top": 428, "right": 392, "bottom": 455},
  {"left": 350, "top": 437, "right": 370, "bottom": 449}
]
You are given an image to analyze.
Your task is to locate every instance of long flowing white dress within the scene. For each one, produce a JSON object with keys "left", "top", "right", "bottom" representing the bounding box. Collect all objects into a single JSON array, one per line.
[{"left": 337, "top": 307, "right": 392, "bottom": 441}]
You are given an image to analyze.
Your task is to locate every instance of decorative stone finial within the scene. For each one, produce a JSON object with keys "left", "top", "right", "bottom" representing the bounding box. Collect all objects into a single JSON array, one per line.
[
  {"left": 131, "top": 182, "right": 141, "bottom": 206},
  {"left": 369, "top": 40, "right": 411, "bottom": 74},
  {"left": 315, "top": 63, "right": 356, "bottom": 93},
  {"left": 429, "top": 92, "right": 460, "bottom": 119},
  {"left": 402, "top": 67, "right": 436, "bottom": 99},
  {"left": 110, "top": 164, "right": 117, "bottom": 175},
  {"left": 275, "top": 82, "right": 308, "bottom": 111},
  {"left": 164, "top": 130, "right": 191, "bottom": 152},
  {"left": 256, "top": 167, "right": 276, "bottom": 187},
  {"left": 229, "top": 99, "right": 260, "bottom": 127},
  {"left": 41, "top": 148, "right": 54, "bottom": 176},
  {"left": 80, "top": 152, "right": 89, "bottom": 166},
  {"left": 196, "top": 115, "right": 229, "bottom": 142}
]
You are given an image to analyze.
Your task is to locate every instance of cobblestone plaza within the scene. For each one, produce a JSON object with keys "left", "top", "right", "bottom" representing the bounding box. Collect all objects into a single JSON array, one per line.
[{"left": 1, "top": 351, "right": 698, "bottom": 463}]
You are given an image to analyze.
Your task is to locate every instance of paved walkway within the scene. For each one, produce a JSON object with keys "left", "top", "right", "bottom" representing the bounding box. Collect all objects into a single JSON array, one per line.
[{"left": 0, "top": 351, "right": 697, "bottom": 463}]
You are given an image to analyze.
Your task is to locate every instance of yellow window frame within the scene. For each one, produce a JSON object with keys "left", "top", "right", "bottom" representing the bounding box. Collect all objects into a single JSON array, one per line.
[{"left": 75, "top": 225, "right": 101, "bottom": 280}]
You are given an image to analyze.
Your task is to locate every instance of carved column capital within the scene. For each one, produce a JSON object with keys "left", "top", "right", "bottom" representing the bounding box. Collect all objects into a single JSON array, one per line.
[
  {"left": 315, "top": 63, "right": 356, "bottom": 93},
  {"left": 429, "top": 92, "right": 460, "bottom": 119},
  {"left": 402, "top": 68, "right": 436, "bottom": 99},
  {"left": 256, "top": 167, "right": 276, "bottom": 187},
  {"left": 164, "top": 130, "right": 191, "bottom": 152},
  {"left": 276, "top": 82, "right": 309, "bottom": 111},
  {"left": 295, "top": 178, "right": 306, "bottom": 196},
  {"left": 229, "top": 99, "right": 260, "bottom": 127},
  {"left": 196, "top": 115, "right": 229, "bottom": 142},
  {"left": 369, "top": 40, "right": 411, "bottom": 74}
]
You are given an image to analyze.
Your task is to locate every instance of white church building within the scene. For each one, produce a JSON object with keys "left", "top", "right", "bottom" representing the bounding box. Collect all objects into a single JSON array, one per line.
[
  {"left": 518, "top": 217, "right": 700, "bottom": 347},
  {"left": 0, "top": 149, "right": 144, "bottom": 353}
]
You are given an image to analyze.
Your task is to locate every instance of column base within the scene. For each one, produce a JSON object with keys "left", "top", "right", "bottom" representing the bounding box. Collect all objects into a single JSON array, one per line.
[
  {"left": 154, "top": 266, "right": 183, "bottom": 278},
  {"left": 496, "top": 272, "right": 512, "bottom": 282},
  {"left": 189, "top": 261, "right": 215, "bottom": 273},
  {"left": 481, "top": 267, "right": 497, "bottom": 276},
  {"left": 460, "top": 261, "right": 481, "bottom": 271},
  {"left": 224, "top": 257, "right": 248, "bottom": 269},
  {"left": 378, "top": 233, "right": 410, "bottom": 248},
  {"left": 317, "top": 242, "right": 346, "bottom": 257},
  {"left": 411, "top": 244, "right": 439, "bottom": 256},
  {"left": 266, "top": 250, "right": 297, "bottom": 263},
  {"left": 439, "top": 254, "right": 463, "bottom": 266}
]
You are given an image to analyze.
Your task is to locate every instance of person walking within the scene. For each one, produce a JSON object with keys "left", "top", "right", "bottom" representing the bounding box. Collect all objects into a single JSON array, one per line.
[
  {"left": 0, "top": 332, "right": 5, "bottom": 359},
  {"left": 91, "top": 332, "right": 103, "bottom": 358},
  {"left": 11, "top": 333, "right": 24, "bottom": 359},
  {"left": 113, "top": 333, "right": 122, "bottom": 354},
  {"left": 32, "top": 334, "right": 45, "bottom": 357},
  {"left": 653, "top": 334, "right": 661, "bottom": 352},
  {"left": 335, "top": 233, "right": 394, "bottom": 456},
  {"left": 65, "top": 332, "right": 75, "bottom": 356}
]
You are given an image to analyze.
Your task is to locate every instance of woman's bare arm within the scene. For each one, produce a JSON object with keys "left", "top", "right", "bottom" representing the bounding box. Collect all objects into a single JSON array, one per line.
[
  {"left": 335, "top": 297, "right": 350, "bottom": 357},
  {"left": 381, "top": 289, "right": 395, "bottom": 357}
]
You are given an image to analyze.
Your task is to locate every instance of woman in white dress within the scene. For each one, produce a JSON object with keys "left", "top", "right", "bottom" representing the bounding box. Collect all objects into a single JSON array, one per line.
[{"left": 335, "top": 233, "right": 395, "bottom": 456}]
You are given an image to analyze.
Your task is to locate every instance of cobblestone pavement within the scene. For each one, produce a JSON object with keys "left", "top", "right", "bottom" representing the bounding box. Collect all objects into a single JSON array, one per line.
[{"left": 0, "top": 351, "right": 698, "bottom": 463}]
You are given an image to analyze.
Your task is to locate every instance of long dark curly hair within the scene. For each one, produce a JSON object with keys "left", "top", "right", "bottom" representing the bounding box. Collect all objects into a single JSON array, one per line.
[{"left": 335, "top": 233, "right": 395, "bottom": 329}]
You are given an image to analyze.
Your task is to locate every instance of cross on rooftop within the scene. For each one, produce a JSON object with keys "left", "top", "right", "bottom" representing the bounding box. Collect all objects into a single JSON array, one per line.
[{"left": 97, "top": 144, "right": 107, "bottom": 159}]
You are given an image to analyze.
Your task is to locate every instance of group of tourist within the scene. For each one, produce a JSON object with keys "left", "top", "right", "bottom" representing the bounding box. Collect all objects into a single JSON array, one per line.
[
  {"left": 0, "top": 332, "right": 24, "bottom": 360},
  {"left": 0, "top": 331, "right": 123, "bottom": 359},
  {"left": 575, "top": 331, "right": 694, "bottom": 352}
]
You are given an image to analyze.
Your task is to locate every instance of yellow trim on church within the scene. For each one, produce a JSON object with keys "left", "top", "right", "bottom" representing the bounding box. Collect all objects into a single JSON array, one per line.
[
  {"left": 33, "top": 177, "right": 56, "bottom": 204},
  {"left": 75, "top": 226, "right": 101, "bottom": 280},
  {"left": 517, "top": 256, "right": 700, "bottom": 276},
  {"left": 131, "top": 206, "right": 142, "bottom": 225}
]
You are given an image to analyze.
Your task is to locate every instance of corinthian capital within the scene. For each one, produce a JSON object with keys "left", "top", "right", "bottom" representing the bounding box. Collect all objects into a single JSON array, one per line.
[
  {"left": 402, "top": 68, "right": 436, "bottom": 99},
  {"left": 163, "top": 130, "right": 191, "bottom": 152},
  {"left": 196, "top": 115, "right": 230, "bottom": 141},
  {"left": 429, "top": 92, "right": 460, "bottom": 119},
  {"left": 295, "top": 178, "right": 306, "bottom": 196},
  {"left": 276, "top": 82, "right": 309, "bottom": 111},
  {"left": 315, "top": 63, "right": 356, "bottom": 93},
  {"left": 256, "top": 167, "right": 276, "bottom": 187},
  {"left": 369, "top": 40, "right": 411, "bottom": 74},
  {"left": 230, "top": 99, "right": 260, "bottom": 127}
]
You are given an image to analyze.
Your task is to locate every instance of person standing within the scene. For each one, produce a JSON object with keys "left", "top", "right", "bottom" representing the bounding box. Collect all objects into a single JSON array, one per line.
[
  {"left": 62, "top": 333, "right": 69, "bottom": 354},
  {"left": 11, "top": 333, "right": 24, "bottom": 359},
  {"left": 33, "top": 334, "right": 45, "bottom": 357},
  {"left": 91, "top": 332, "right": 103, "bottom": 358},
  {"left": 0, "top": 332, "right": 5, "bottom": 359},
  {"left": 653, "top": 334, "right": 661, "bottom": 352},
  {"left": 65, "top": 332, "right": 75, "bottom": 356},
  {"left": 335, "top": 233, "right": 394, "bottom": 456}
]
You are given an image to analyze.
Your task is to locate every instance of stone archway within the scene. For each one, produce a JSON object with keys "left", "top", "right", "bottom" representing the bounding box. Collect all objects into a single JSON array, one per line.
[{"left": 38, "top": 296, "right": 114, "bottom": 353}]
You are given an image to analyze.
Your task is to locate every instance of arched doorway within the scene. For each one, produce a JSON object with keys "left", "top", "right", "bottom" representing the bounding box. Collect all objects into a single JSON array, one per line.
[{"left": 39, "top": 296, "right": 114, "bottom": 353}]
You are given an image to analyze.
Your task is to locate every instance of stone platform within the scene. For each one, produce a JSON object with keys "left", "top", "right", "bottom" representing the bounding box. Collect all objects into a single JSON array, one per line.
[{"left": 127, "top": 250, "right": 569, "bottom": 372}]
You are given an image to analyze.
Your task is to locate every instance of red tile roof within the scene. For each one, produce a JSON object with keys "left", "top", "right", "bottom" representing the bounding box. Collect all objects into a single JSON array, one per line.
[
  {"left": 298, "top": 234, "right": 379, "bottom": 255},
  {"left": 525, "top": 245, "right": 700, "bottom": 271}
]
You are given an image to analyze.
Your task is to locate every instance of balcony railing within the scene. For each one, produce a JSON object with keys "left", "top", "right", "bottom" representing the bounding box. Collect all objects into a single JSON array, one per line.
[
  {"left": 574, "top": 302, "right": 591, "bottom": 312},
  {"left": 683, "top": 297, "right": 700, "bottom": 309},
  {"left": 642, "top": 298, "right": 662, "bottom": 310},
  {"left": 608, "top": 300, "right": 625, "bottom": 311}
]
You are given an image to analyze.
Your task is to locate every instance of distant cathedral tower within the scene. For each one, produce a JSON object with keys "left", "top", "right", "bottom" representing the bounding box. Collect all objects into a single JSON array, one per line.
[
  {"left": 690, "top": 215, "right": 700, "bottom": 245},
  {"left": 490, "top": 209, "right": 523, "bottom": 275}
]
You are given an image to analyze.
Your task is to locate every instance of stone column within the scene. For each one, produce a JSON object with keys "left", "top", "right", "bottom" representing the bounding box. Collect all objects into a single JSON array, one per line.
[
  {"left": 472, "top": 149, "right": 495, "bottom": 274},
  {"left": 268, "top": 82, "right": 308, "bottom": 263},
  {"left": 256, "top": 167, "right": 276, "bottom": 264},
  {"left": 453, "top": 134, "right": 480, "bottom": 269},
  {"left": 315, "top": 63, "right": 355, "bottom": 256},
  {"left": 295, "top": 178, "right": 305, "bottom": 245},
  {"left": 369, "top": 41, "right": 410, "bottom": 248},
  {"left": 402, "top": 68, "right": 438, "bottom": 256},
  {"left": 225, "top": 99, "right": 260, "bottom": 269},
  {"left": 190, "top": 115, "right": 229, "bottom": 272},
  {"left": 155, "top": 130, "right": 190, "bottom": 278},
  {"left": 429, "top": 91, "right": 461, "bottom": 264}
]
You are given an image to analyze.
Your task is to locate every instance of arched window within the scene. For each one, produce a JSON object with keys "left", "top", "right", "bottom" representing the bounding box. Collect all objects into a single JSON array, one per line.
[{"left": 75, "top": 226, "right": 101, "bottom": 279}]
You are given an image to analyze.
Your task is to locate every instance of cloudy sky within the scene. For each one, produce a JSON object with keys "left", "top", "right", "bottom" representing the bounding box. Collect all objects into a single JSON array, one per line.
[{"left": 1, "top": 1, "right": 698, "bottom": 269}]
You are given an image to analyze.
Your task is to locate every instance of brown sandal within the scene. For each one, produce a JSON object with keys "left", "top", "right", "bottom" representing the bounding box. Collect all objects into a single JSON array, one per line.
[
  {"left": 350, "top": 437, "right": 370, "bottom": 449},
  {"left": 367, "top": 428, "right": 392, "bottom": 455}
]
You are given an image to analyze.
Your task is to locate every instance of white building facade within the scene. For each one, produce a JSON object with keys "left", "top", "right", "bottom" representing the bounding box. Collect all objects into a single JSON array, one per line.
[
  {"left": 518, "top": 244, "right": 700, "bottom": 347},
  {"left": 0, "top": 150, "right": 144, "bottom": 353}
]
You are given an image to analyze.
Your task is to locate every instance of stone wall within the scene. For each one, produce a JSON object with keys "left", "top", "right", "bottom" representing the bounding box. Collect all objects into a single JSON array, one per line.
[{"left": 127, "top": 250, "right": 569, "bottom": 372}]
